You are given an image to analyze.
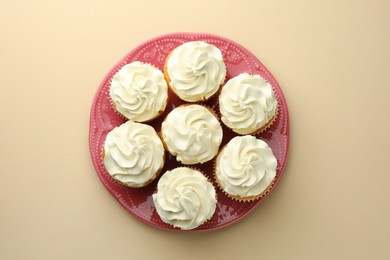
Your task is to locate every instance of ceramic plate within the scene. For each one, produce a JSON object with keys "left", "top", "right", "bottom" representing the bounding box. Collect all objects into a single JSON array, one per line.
[{"left": 89, "top": 32, "right": 289, "bottom": 231}]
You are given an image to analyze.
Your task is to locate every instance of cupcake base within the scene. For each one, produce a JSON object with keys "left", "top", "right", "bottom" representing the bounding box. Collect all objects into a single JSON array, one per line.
[{"left": 214, "top": 173, "right": 275, "bottom": 202}]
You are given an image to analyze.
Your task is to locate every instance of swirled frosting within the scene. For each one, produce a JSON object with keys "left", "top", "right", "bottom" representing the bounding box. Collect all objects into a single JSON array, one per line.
[
  {"left": 110, "top": 61, "right": 168, "bottom": 122},
  {"left": 216, "top": 136, "right": 277, "bottom": 199},
  {"left": 161, "top": 105, "right": 223, "bottom": 164},
  {"left": 153, "top": 167, "right": 217, "bottom": 230},
  {"left": 103, "top": 121, "right": 165, "bottom": 187},
  {"left": 219, "top": 73, "right": 277, "bottom": 135},
  {"left": 166, "top": 41, "right": 226, "bottom": 102}
]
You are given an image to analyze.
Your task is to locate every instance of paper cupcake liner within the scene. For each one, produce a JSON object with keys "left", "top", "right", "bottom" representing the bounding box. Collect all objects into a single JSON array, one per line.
[
  {"left": 110, "top": 99, "right": 129, "bottom": 121},
  {"left": 253, "top": 110, "right": 278, "bottom": 135},
  {"left": 226, "top": 181, "right": 276, "bottom": 202},
  {"left": 213, "top": 145, "right": 276, "bottom": 202}
]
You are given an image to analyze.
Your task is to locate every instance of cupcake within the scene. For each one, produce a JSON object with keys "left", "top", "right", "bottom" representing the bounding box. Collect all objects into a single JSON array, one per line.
[
  {"left": 219, "top": 73, "right": 278, "bottom": 135},
  {"left": 161, "top": 104, "right": 223, "bottom": 165},
  {"left": 153, "top": 167, "right": 217, "bottom": 230},
  {"left": 163, "top": 41, "right": 226, "bottom": 102},
  {"left": 103, "top": 121, "right": 165, "bottom": 188},
  {"left": 215, "top": 135, "right": 277, "bottom": 201},
  {"left": 109, "top": 61, "right": 168, "bottom": 122}
]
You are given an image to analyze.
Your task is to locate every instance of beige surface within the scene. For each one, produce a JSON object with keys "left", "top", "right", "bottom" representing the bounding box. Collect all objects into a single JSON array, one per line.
[{"left": 1, "top": 0, "right": 390, "bottom": 259}]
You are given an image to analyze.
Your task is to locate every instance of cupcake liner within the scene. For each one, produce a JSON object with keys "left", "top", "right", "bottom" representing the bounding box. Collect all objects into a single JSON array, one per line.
[
  {"left": 252, "top": 109, "right": 278, "bottom": 136},
  {"left": 213, "top": 144, "right": 276, "bottom": 202},
  {"left": 228, "top": 181, "right": 275, "bottom": 202},
  {"left": 110, "top": 98, "right": 129, "bottom": 122}
]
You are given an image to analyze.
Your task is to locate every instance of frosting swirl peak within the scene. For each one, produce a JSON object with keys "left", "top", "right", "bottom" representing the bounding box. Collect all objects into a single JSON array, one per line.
[
  {"left": 219, "top": 73, "right": 277, "bottom": 134},
  {"left": 110, "top": 61, "right": 168, "bottom": 122},
  {"left": 153, "top": 167, "right": 217, "bottom": 230},
  {"left": 216, "top": 136, "right": 277, "bottom": 199},
  {"left": 103, "top": 121, "right": 165, "bottom": 187},
  {"left": 166, "top": 41, "right": 226, "bottom": 102},
  {"left": 161, "top": 105, "right": 223, "bottom": 164}
]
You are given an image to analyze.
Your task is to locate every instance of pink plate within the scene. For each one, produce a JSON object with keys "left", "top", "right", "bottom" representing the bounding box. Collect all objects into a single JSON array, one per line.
[{"left": 89, "top": 32, "right": 289, "bottom": 231}]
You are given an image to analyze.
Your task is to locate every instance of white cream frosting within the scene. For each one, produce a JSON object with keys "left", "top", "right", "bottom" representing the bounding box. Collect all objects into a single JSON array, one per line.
[
  {"left": 166, "top": 41, "right": 226, "bottom": 102},
  {"left": 110, "top": 61, "right": 168, "bottom": 122},
  {"left": 153, "top": 167, "right": 216, "bottom": 230},
  {"left": 216, "top": 136, "right": 277, "bottom": 199},
  {"left": 103, "top": 121, "right": 165, "bottom": 187},
  {"left": 161, "top": 105, "right": 223, "bottom": 165},
  {"left": 219, "top": 73, "right": 277, "bottom": 135}
]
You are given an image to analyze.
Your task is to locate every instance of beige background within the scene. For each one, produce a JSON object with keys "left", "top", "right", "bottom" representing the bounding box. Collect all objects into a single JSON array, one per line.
[{"left": 1, "top": 0, "right": 389, "bottom": 259}]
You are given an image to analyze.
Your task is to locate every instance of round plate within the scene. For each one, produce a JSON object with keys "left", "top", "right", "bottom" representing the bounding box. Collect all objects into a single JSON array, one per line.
[{"left": 89, "top": 32, "right": 289, "bottom": 231}]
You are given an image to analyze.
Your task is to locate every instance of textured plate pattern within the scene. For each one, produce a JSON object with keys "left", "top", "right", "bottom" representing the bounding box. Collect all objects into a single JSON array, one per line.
[{"left": 89, "top": 32, "right": 289, "bottom": 231}]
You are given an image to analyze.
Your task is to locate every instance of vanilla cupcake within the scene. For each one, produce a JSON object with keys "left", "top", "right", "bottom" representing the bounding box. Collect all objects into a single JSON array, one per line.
[
  {"left": 164, "top": 41, "right": 226, "bottom": 102},
  {"left": 103, "top": 121, "right": 165, "bottom": 188},
  {"left": 153, "top": 167, "right": 217, "bottom": 230},
  {"left": 109, "top": 61, "right": 168, "bottom": 122},
  {"left": 215, "top": 136, "right": 277, "bottom": 201},
  {"left": 219, "top": 73, "right": 277, "bottom": 135},
  {"left": 161, "top": 104, "right": 223, "bottom": 165}
]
